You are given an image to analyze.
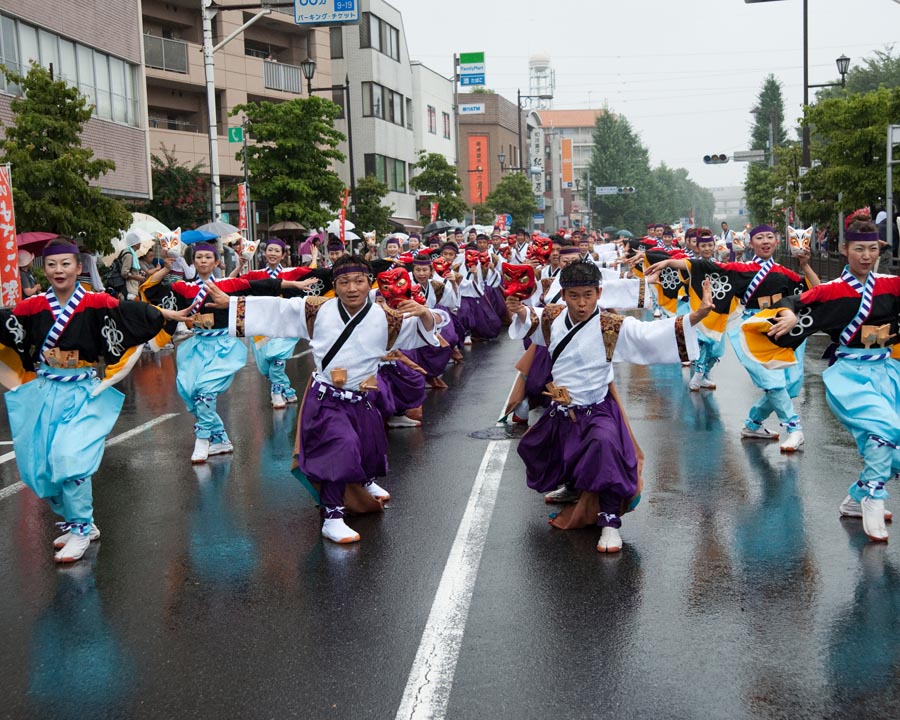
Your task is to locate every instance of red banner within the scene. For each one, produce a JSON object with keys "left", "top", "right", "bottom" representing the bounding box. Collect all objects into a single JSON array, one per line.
[
  {"left": 340, "top": 188, "right": 350, "bottom": 244},
  {"left": 237, "top": 182, "right": 248, "bottom": 235},
  {"left": 495, "top": 214, "right": 507, "bottom": 231},
  {"left": 430, "top": 202, "right": 439, "bottom": 223},
  {"left": 467, "top": 135, "right": 488, "bottom": 205},
  {"left": 0, "top": 164, "right": 20, "bottom": 308}
]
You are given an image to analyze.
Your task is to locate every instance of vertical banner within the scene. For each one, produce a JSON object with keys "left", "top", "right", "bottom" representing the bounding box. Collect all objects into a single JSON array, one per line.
[
  {"left": 340, "top": 187, "right": 350, "bottom": 244},
  {"left": 237, "top": 182, "right": 248, "bottom": 236},
  {"left": 0, "top": 164, "right": 20, "bottom": 308},
  {"left": 467, "top": 135, "right": 488, "bottom": 205},
  {"left": 430, "top": 202, "right": 439, "bottom": 223},
  {"left": 561, "top": 138, "right": 574, "bottom": 189},
  {"left": 494, "top": 214, "right": 507, "bottom": 231}
]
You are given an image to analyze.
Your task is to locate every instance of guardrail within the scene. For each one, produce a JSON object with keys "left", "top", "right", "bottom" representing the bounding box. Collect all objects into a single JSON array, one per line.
[
  {"left": 264, "top": 60, "right": 301, "bottom": 94},
  {"left": 144, "top": 36, "right": 189, "bottom": 74}
]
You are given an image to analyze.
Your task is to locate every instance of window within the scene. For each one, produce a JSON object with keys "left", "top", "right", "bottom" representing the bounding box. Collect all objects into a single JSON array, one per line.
[
  {"left": 0, "top": 14, "right": 140, "bottom": 127},
  {"left": 364, "top": 154, "right": 407, "bottom": 193},
  {"left": 359, "top": 11, "right": 400, "bottom": 62},
  {"left": 405, "top": 98, "right": 413, "bottom": 130},
  {"left": 362, "top": 81, "right": 405, "bottom": 127},
  {"left": 442, "top": 112, "right": 451, "bottom": 140},
  {"left": 329, "top": 27, "right": 343, "bottom": 59},
  {"left": 427, "top": 105, "right": 436, "bottom": 134},
  {"left": 331, "top": 87, "right": 345, "bottom": 119}
]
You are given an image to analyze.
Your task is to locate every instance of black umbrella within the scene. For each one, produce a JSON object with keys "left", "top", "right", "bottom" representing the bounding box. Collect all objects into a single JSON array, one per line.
[{"left": 423, "top": 220, "right": 453, "bottom": 234}]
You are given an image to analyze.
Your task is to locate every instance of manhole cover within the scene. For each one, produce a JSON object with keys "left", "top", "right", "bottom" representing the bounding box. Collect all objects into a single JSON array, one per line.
[{"left": 468, "top": 424, "right": 528, "bottom": 440}]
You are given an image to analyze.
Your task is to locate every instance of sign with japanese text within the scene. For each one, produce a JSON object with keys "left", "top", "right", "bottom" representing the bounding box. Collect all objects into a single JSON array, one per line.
[
  {"left": 467, "top": 135, "right": 488, "bottom": 205},
  {"left": 459, "top": 103, "right": 485, "bottom": 115},
  {"left": 561, "top": 138, "right": 574, "bottom": 188},
  {"left": 459, "top": 51, "right": 486, "bottom": 87},
  {"left": 237, "top": 182, "right": 248, "bottom": 235},
  {"left": 340, "top": 187, "right": 350, "bottom": 244},
  {"left": 0, "top": 164, "right": 20, "bottom": 308},
  {"left": 294, "top": 0, "right": 359, "bottom": 26},
  {"left": 430, "top": 202, "right": 439, "bottom": 223}
]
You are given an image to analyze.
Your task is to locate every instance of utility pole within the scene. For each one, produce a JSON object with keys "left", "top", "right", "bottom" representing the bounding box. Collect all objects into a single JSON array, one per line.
[
  {"left": 201, "top": 0, "right": 272, "bottom": 222},
  {"left": 241, "top": 114, "right": 254, "bottom": 248}
]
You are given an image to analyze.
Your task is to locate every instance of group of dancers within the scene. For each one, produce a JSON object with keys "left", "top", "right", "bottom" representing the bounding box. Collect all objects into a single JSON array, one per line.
[{"left": 1, "top": 215, "right": 897, "bottom": 562}]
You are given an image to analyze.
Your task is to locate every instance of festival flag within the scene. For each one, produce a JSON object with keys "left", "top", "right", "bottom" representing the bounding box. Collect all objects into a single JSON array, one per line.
[{"left": 0, "top": 164, "right": 20, "bottom": 308}]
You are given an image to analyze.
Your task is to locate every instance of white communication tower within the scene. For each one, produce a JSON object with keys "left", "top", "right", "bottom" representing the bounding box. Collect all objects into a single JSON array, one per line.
[{"left": 528, "top": 53, "right": 554, "bottom": 109}]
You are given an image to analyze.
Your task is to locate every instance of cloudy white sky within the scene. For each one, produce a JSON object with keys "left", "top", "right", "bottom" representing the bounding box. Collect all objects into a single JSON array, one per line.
[{"left": 395, "top": 0, "right": 900, "bottom": 191}]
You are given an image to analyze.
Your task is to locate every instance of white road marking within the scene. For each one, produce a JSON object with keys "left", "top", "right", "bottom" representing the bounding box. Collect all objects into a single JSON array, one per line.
[
  {"left": 395, "top": 437, "right": 512, "bottom": 719},
  {"left": 0, "top": 413, "right": 180, "bottom": 501}
]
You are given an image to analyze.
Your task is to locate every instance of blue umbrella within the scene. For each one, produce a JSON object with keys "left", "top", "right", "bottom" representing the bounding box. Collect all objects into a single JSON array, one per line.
[{"left": 181, "top": 229, "right": 218, "bottom": 245}]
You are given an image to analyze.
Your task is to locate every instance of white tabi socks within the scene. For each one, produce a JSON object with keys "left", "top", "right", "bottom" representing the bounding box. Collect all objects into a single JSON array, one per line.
[
  {"left": 597, "top": 526, "right": 623, "bottom": 553},
  {"left": 322, "top": 518, "right": 361, "bottom": 544}
]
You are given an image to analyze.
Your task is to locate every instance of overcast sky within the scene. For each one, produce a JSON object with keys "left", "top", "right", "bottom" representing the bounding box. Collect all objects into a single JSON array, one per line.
[{"left": 395, "top": 0, "right": 900, "bottom": 193}]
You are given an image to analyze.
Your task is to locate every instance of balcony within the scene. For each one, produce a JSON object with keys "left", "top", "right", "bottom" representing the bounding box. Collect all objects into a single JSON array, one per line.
[
  {"left": 144, "top": 35, "right": 189, "bottom": 74},
  {"left": 264, "top": 60, "right": 301, "bottom": 94}
]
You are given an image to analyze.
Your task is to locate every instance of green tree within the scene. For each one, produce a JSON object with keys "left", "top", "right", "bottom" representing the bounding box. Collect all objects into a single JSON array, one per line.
[
  {"left": 800, "top": 87, "right": 900, "bottom": 223},
  {"left": 744, "top": 75, "right": 788, "bottom": 225},
  {"left": 588, "top": 111, "right": 653, "bottom": 229},
  {"left": 231, "top": 97, "right": 345, "bottom": 228},
  {"left": 409, "top": 151, "right": 467, "bottom": 223},
  {"left": 0, "top": 63, "right": 131, "bottom": 252},
  {"left": 141, "top": 145, "right": 208, "bottom": 230},
  {"left": 348, "top": 174, "right": 394, "bottom": 236},
  {"left": 472, "top": 203, "right": 494, "bottom": 225},
  {"left": 484, "top": 172, "right": 535, "bottom": 229}
]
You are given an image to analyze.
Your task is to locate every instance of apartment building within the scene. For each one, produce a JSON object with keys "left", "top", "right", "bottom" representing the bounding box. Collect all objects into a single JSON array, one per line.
[
  {"left": 142, "top": 0, "right": 333, "bottom": 223},
  {"left": 0, "top": 1, "right": 150, "bottom": 198}
]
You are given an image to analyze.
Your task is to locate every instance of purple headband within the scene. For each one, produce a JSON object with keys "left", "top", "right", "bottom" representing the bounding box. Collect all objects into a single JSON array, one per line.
[
  {"left": 440, "top": 242, "right": 458, "bottom": 253},
  {"left": 695, "top": 233, "right": 715, "bottom": 243},
  {"left": 42, "top": 243, "right": 81, "bottom": 258},
  {"left": 559, "top": 246, "right": 581, "bottom": 255},
  {"left": 266, "top": 238, "right": 287, "bottom": 250},
  {"left": 749, "top": 225, "right": 775, "bottom": 239},
  {"left": 560, "top": 276, "right": 600, "bottom": 289},
  {"left": 333, "top": 264, "right": 369, "bottom": 279},
  {"left": 845, "top": 231, "right": 880, "bottom": 243},
  {"left": 193, "top": 242, "right": 219, "bottom": 258},
  {"left": 413, "top": 255, "right": 433, "bottom": 266},
  {"left": 326, "top": 240, "right": 345, "bottom": 251}
]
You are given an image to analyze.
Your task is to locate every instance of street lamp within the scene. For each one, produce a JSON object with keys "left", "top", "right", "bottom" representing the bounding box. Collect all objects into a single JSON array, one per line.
[
  {"left": 300, "top": 57, "right": 356, "bottom": 196},
  {"left": 498, "top": 151, "right": 506, "bottom": 173}
]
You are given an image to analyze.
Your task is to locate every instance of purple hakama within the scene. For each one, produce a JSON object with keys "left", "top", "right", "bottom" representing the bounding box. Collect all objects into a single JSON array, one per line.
[
  {"left": 457, "top": 295, "right": 502, "bottom": 340},
  {"left": 485, "top": 285, "right": 509, "bottom": 324},
  {"left": 517, "top": 396, "right": 638, "bottom": 520},
  {"left": 376, "top": 361, "right": 427, "bottom": 418},
  {"left": 523, "top": 339, "right": 552, "bottom": 408}
]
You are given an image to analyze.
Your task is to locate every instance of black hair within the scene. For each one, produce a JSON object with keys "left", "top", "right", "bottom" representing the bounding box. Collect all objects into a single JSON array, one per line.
[
  {"left": 846, "top": 219, "right": 878, "bottom": 235},
  {"left": 333, "top": 253, "right": 371, "bottom": 274},
  {"left": 559, "top": 260, "right": 601, "bottom": 288}
]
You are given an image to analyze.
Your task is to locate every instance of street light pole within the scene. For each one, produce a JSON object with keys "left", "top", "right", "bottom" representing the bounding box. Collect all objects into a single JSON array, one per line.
[{"left": 802, "top": 0, "right": 810, "bottom": 169}]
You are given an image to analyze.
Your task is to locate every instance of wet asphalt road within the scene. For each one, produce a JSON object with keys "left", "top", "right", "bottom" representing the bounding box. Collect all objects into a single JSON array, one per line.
[{"left": 1, "top": 320, "right": 900, "bottom": 719}]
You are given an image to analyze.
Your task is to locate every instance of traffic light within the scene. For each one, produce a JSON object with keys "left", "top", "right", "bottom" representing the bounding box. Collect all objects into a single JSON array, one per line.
[
  {"left": 703, "top": 154, "right": 729, "bottom": 164},
  {"left": 617, "top": 186, "right": 636, "bottom": 194}
]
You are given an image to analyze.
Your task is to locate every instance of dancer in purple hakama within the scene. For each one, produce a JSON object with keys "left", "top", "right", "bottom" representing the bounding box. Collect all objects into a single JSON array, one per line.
[{"left": 506, "top": 262, "right": 713, "bottom": 553}]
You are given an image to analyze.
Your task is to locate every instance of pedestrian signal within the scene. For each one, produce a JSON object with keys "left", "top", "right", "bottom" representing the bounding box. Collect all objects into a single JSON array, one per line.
[{"left": 703, "top": 154, "right": 729, "bottom": 164}]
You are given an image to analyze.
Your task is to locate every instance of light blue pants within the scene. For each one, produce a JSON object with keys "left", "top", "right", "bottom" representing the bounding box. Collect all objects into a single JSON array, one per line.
[
  {"left": 696, "top": 333, "right": 725, "bottom": 378},
  {"left": 252, "top": 337, "right": 298, "bottom": 398},
  {"left": 47, "top": 477, "right": 94, "bottom": 533}
]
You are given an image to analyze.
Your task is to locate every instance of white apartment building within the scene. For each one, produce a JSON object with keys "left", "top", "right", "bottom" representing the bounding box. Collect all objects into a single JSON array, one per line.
[{"left": 328, "top": 0, "right": 454, "bottom": 228}]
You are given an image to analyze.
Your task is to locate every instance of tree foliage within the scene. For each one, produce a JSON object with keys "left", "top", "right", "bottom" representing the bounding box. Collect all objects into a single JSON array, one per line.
[
  {"left": 799, "top": 87, "right": 900, "bottom": 223},
  {"left": 744, "top": 75, "right": 789, "bottom": 225},
  {"left": 141, "top": 145, "right": 208, "bottom": 230},
  {"left": 0, "top": 63, "right": 131, "bottom": 252},
  {"left": 231, "top": 97, "right": 345, "bottom": 228},
  {"left": 409, "top": 151, "right": 467, "bottom": 223},
  {"left": 484, "top": 173, "right": 535, "bottom": 230},
  {"left": 587, "top": 110, "right": 712, "bottom": 231},
  {"left": 348, "top": 174, "right": 394, "bottom": 236},
  {"left": 472, "top": 203, "right": 494, "bottom": 225}
]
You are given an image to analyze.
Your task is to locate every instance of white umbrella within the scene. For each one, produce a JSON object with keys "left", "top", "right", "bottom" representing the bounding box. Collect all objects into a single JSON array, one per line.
[
  {"left": 130, "top": 219, "right": 170, "bottom": 236},
  {"left": 389, "top": 232, "right": 410, "bottom": 243},
  {"left": 344, "top": 230, "right": 360, "bottom": 241},
  {"left": 197, "top": 220, "right": 239, "bottom": 237},
  {"left": 326, "top": 218, "right": 355, "bottom": 235},
  {"left": 131, "top": 211, "right": 161, "bottom": 224}
]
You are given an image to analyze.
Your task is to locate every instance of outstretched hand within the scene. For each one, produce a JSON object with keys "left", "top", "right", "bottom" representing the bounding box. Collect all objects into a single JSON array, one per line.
[
  {"left": 203, "top": 280, "right": 231, "bottom": 309},
  {"left": 687, "top": 277, "right": 714, "bottom": 327},
  {"left": 767, "top": 309, "right": 799, "bottom": 339}
]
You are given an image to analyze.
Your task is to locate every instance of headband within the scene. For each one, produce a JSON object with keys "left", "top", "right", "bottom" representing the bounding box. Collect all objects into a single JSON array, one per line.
[
  {"left": 749, "top": 225, "right": 775, "bottom": 239},
  {"left": 43, "top": 243, "right": 81, "bottom": 258},
  {"left": 266, "top": 238, "right": 287, "bottom": 250},
  {"left": 695, "top": 233, "right": 715, "bottom": 243},
  {"left": 559, "top": 246, "right": 581, "bottom": 255},
  {"left": 413, "top": 255, "right": 434, "bottom": 266},
  {"left": 333, "top": 263, "right": 370, "bottom": 279},
  {"left": 845, "top": 231, "right": 880, "bottom": 243},
  {"left": 440, "top": 243, "right": 458, "bottom": 253},
  {"left": 559, "top": 276, "right": 601, "bottom": 289},
  {"left": 193, "top": 243, "right": 219, "bottom": 258},
  {"left": 326, "top": 240, "right": 345, "bottom": 251}
]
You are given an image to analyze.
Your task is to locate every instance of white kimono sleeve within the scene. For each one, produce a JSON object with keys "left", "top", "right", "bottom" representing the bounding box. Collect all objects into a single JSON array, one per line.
[
  {"left": 508, "top": 306, "right": 545, "bottom": 344},
  {"left": 391, "top": 314, "right": 440, "bottom": 351},
  {"left": 599, "top": 278, "right": 647, "bottom": 310},
  {"left": 440, "top": 280, "right": 460, "bottom": 311},
  {"left": 228, "top": 296, "right": 311, "bottom": 341},
  {"left": 612, "top": 315, "right": 698, "bottom": 364}
]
